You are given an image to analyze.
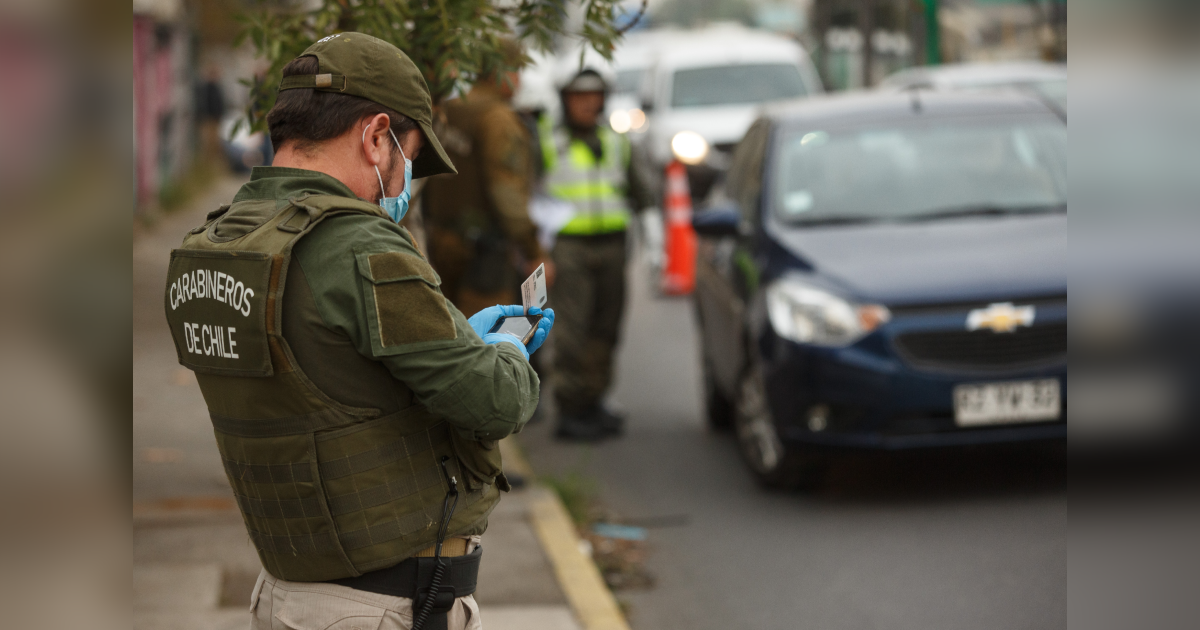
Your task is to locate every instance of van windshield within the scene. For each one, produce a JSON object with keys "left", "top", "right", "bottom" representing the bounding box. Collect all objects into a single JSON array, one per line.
[
  {"left": 615, "top": 69, "right": 643, "bottom": 94},
  {"left": 672, "top": 64, "right": 807, "bottom": 108}
]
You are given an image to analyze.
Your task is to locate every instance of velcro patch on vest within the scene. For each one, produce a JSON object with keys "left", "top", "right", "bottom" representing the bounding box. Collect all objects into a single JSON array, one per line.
[
  {"left": 367, "top": 250, "right": 440, "bottom": 285},
  {"left": 165, "top": 249, "right": 273, "bottom": 376},
  {"left": 356, "top": 251, "right": 457, "bottom": 354}
]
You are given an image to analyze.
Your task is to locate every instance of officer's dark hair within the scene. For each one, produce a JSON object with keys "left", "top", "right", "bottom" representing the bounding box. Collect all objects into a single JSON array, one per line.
[{"left": 267, "top": 55, "right": 418, "bottom": 155}]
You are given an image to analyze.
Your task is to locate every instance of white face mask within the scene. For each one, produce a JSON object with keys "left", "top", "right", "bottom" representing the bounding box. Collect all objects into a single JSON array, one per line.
[{"left": 363, "top": 125, "right": 412, "bottom": 223}]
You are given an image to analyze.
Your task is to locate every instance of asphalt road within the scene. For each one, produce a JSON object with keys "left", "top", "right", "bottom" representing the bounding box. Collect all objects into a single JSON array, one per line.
[{"left": 519, "top": 255, "right": 1067, "bottom": 630}]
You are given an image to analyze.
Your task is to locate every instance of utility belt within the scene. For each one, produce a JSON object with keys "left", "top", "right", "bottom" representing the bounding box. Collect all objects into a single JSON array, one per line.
[{"left": 329, "top": 543, "right": 482, "bottom": 630}]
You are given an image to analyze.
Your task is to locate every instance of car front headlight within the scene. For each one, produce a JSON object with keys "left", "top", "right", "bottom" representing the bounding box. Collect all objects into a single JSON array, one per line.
[
  {"left": 671, "top": 131, "right": 709, "bottom": 165},
  {"left": 766, "top": 278, "right": 891, "bottom": 346}
]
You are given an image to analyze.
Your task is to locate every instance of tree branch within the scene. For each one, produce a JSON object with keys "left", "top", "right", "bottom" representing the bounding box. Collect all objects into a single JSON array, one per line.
[{"left": 616, "top": 0, "right": 649, "bottom": 35}]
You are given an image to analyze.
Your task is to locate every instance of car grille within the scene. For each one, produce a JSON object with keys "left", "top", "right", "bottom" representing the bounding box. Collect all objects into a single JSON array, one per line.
[{"left": 893, "top": 322, "right": 1067, "bottom": 371}]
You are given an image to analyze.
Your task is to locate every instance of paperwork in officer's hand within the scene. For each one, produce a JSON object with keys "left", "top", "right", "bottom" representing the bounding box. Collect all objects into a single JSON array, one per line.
[
  {"left": 521, "top": 263, "right": 548, "bottom": 314},
  {"left": 529, "top": 193, "right": 576, "bottom": 252}
]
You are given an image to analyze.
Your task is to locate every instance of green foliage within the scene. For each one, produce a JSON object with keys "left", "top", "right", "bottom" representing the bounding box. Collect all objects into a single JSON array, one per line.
[
  {"left": 542, "top": 469, "right": 597, "bottom": 526},
  {"left": 235, "top": 0, "right": 633, "bottom": 133}
]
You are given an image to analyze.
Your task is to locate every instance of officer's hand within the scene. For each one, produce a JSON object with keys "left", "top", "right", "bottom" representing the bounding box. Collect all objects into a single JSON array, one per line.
[
  {"left": 469, "top": 304, "right": 533, "bottom": 360},
  {"left": 526, "top": 307, "right": 555, "bottom": 355},
  {"left": 481, "top": 332, "right": 529, "bottom": 360},
  {"left": 467, "top": 304, "right": 523, "bottom": 339}
]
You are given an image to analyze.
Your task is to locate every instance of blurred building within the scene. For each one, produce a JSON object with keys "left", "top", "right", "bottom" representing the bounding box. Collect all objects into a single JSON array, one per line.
[
  {"left": 133, "top": 0, "right": 269, "bottom": 215},
  {"left": 809, "top": 0, "right": 1066, "bottom": 90},
  {"left": 133, "top": 0, "right": 194, "bottom": 215},
  {"left": 939, "top": 0, "right": 1066, "bottom": 64}
]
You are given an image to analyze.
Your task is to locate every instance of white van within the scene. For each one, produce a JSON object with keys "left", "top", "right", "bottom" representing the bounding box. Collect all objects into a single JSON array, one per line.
[{"left": 639, "top": 25, "right": 823, "bottom": 178}]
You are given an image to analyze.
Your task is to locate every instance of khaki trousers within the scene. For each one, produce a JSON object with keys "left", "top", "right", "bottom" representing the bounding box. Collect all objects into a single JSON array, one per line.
[{"left": 250, "top": 569, "right": 482, "bottom": 630}]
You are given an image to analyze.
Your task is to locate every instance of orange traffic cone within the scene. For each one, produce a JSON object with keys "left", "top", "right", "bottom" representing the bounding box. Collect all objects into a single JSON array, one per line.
[{"left": 661, "top": 160, "right": 697, "bottom": 295}]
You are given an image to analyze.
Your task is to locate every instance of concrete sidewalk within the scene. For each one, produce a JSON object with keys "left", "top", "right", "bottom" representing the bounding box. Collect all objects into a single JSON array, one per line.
[
  {"left": 132, "top": 176, "right": 621, "bottom": 630},
  {"left": 133, "top": 481, "right": 581, "bottom": 630}
]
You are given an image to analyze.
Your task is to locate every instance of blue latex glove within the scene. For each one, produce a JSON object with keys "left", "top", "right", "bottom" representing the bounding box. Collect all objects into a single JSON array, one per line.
[
  {"left": 482, "top": 331, "right": 529, "bottom": 359},
  {"left": 466, "top": 304, "right": 555, "bottom": 360},
  {"left": 468, "top": 304, "right": 530, "bottom": 359},
  {"left": 467, "top": 304, "right": 523, "bottom": 338},
  {"left": 525, "top": 307, "right": 555, "bottom": 355}
]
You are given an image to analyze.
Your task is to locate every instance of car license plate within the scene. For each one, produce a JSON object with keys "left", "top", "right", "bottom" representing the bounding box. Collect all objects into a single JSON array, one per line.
[{"left": 953, "top": 379, "right": 1061, "bottom": 427}]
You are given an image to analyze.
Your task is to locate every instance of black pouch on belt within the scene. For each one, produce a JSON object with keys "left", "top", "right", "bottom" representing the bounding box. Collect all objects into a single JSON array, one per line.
[
  {"left": 329, "top": 545, "right": 482, "bottom": 630},
  {"left": 413, "top": 548, "right": 481, "bottom": 630}
]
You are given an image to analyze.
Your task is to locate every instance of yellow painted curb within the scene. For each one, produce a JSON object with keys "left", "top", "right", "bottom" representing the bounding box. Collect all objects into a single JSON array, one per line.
[
  {"left": 529, "top": 491, "right": 630, "bottom": 630},
  {"left": 500, "top": 438, "right": 631, "bottom": 630}
]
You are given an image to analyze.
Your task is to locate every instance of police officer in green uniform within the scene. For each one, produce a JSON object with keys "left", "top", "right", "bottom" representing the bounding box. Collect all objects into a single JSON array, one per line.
[
  {"left": 423, "top": 39, "right": 555, "bottom": 317},
  {"left": 542, "top": 69, "right": 654, "bottom": 441},
  {"left": 163, "top": 34, "right": 553, "bottom": 630}
]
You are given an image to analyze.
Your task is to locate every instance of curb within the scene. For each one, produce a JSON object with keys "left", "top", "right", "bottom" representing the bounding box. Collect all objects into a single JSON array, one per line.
[{"left": 501, "top": 439, "right": 631, "bottom": 630}]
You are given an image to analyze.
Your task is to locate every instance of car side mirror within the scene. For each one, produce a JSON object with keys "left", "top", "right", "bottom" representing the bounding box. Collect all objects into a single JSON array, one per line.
[{"left": 692, "top": 203, "right": 741, "bottom": 237}]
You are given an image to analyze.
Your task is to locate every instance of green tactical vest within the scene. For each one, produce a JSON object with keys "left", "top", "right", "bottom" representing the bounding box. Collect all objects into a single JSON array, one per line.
[
  {"left": 164, "top": 193, "right": 503, "bottom": 582},
  {"left": 539, "top": 119, "right": 632, "bottom": 236}
]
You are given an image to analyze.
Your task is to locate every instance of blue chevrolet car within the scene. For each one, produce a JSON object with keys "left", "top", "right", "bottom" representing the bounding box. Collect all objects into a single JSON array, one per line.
[{"left": 692, "top": 90, "right": 1067, "bottom": 488}]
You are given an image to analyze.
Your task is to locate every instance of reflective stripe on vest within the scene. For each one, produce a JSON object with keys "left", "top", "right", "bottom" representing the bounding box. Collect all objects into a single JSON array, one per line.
[{"left": 542, "top": 125, "right": 632, "bottom": 235}]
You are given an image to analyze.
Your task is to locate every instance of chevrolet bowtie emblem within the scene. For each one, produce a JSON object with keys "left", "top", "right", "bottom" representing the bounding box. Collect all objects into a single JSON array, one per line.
[{"left": 966, "top": 302, "right": 1035, "bottom": 333}]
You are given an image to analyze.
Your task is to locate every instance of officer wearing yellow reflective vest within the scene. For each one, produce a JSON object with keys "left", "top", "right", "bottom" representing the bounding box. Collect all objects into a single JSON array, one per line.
[
  {"left": 541, "top": 69, "right": 654, "bottom": 441},
  {"left": 162, "top": 34, "right": 553, "bottom": 630}
]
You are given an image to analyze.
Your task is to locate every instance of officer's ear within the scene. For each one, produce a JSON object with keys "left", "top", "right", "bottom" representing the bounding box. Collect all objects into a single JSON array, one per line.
[{"left": 361, "top": 113, "right": 393, "bottom": 167}]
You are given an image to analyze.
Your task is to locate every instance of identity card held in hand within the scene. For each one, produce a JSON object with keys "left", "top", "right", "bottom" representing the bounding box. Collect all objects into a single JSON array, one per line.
[{"left": 521, "top": 263, "right": 548, "bottom": 314}]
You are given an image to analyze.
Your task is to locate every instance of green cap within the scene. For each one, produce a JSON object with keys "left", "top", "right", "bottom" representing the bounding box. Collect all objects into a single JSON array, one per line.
[{"left": 279, "top": 32, "right": 456, "bottom": 179}]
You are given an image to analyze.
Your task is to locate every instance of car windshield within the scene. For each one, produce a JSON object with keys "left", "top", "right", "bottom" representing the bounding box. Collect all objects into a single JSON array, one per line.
[
  {"left": 1029, "top": 79, "right": 1067, "bottom": 110},
  {"left": 772, "top": 119, "right": 1067, "bottom": 225},
  {"left": 615, "top": 69, "right": 642, "bottom": 94},
  {"left": 672, "top": 63, "right": 807, "bottom": 108}
]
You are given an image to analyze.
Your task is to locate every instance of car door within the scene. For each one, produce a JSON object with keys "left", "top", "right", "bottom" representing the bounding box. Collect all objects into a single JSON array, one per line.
[{"left": 695, "top": 118, "right": 771, "bottom": 399}]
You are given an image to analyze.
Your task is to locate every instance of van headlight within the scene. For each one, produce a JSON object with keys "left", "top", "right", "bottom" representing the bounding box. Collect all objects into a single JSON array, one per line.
[
  {"left": 610, "top": 109, "right": 648, "bottom": 134},
  {"left": 671, "top": 131, "right": 709, "bottom": 165},
  {"left": 766, "top": 279, "right": 891, "bottom": 346},
  {"left": 610, "top": 110, "right": 632, "bottom": 134}
]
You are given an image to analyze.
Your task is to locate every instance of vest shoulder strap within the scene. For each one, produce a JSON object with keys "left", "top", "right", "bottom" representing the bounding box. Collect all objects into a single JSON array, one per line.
[
  {"left": 192, "top": 194, "right": 385, "bottom": 250},
  {"left": 291, "top": 193, "right": 384, "bottom": 218},
  {"left": 187, "top": 204, "right": 232, "bottom": 236},
  {"left": 550, "top": 127, "right": 571, "bottom": 163}
]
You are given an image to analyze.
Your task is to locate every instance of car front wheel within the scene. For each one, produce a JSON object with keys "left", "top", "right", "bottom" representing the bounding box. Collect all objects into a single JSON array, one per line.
[{"left": 735, "top": 363, "right": 826, "bottom": 490}]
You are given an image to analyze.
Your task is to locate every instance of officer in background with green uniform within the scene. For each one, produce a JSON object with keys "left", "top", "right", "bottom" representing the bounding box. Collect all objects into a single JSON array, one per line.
[
  {"left": 543, "top": 69, "right": 654, "bottom": 441},
  {"left": 163, "top": 34, "right": 553, "bottom": 630},
  {"left": 423, "top": 39, "right": 555, "bottom": 316}
]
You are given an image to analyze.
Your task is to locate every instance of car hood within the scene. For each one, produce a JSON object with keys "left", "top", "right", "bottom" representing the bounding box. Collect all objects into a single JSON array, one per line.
[{"left": 770, "top": 213, "right": 1068, "bottom": 305}]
